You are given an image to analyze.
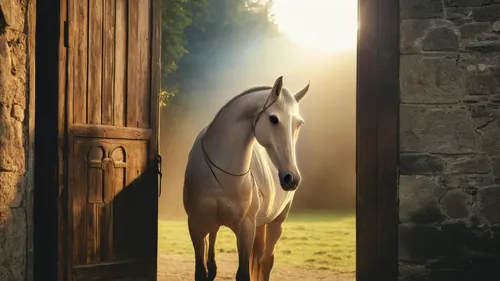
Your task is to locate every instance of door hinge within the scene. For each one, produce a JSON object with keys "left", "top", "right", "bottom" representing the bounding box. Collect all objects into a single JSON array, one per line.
[
  {"left": 63, "top": 20, "right": 69, "bottom": 48},
  {"left": 155, "top": 155, "right": 163, "bottom": 197}
]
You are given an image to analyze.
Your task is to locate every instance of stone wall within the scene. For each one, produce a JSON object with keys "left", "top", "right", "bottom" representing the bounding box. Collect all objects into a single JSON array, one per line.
[
  {"left": 0, "top": 0, "right": 31, "bottom": 280},
  {"left": 399, "top": 0, "right": 500, "bottom": 280}
]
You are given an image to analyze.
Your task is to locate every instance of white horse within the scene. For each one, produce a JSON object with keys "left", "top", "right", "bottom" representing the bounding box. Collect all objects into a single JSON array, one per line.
[{"left": 183, "top": 76, "right": 310, "bottom": 281}]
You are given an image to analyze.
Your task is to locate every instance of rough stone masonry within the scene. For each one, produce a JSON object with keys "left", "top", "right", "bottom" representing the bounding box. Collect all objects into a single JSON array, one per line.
[
  {"left": 399, "top": 0, "right": 500, "bottom": 280},
  {"left": 0, "top": 0, "right": 29, "bottom": 280}
]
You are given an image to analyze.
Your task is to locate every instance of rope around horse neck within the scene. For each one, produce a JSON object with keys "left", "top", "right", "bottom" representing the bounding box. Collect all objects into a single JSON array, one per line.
[{"left": 200, "top": 91, "right": 279, "bottom": 189}]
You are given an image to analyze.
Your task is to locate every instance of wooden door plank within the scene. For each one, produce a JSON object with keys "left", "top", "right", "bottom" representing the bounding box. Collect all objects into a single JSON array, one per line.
[
  {"left": 150, "top": 0, "right": 162, "bottom": 159},
  {"left": 111, "top": 164, "right": 129, "bottom": 260},
  {"left": 69, "top": 124, "right": 152, "bottom": 140},
  {"left": 59, "top": 1, "right": 69, "bottom": 278},
  {"left": 73, "top": 0, "right": 88, "bottom": 124},
  {"left": 87, "top": 148, "right": 104, "bottom": 263},
  {"left": 88, "top": 0, "right": 103, "bottom": 124},
  {"left": 137, "top": 0, "right": 151, "bottom": 128},
  {"left": 101, "top": 158, "right": 115, "bottom": 261},
  {"left": 72, "top": 143, "right": 93, "bottom": 266},
  {"left": 376, "top": 0, "right": 399, "bottom": 280},
  {"left": 356, "top": 0, "right": 400, "bottom": 280},
  {"left": 102, "top": 0, "right": 117, "bottom": 125},
  {"left": 114, "top": 0, "right": 128, "bottom": 127},
  {"left": 73, "top": 260, "right": 146, "bottom": 281},
  {"left": 126, "top": 0, "right": 139, "bottom": 127}
]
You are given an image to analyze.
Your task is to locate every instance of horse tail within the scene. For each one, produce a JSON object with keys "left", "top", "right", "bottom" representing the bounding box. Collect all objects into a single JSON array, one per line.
[{"left": 250, "top": 225, "right": 266, "bottom": 281}]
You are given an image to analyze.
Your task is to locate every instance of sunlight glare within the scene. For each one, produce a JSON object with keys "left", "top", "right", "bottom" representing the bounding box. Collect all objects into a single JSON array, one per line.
[{"left": 271, "top": 0, "right": 358, "bottom": 53}]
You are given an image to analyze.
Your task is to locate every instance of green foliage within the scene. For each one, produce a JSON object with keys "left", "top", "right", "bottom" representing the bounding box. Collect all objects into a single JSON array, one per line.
[
  {"left": 160, "top": 0, "right": 279, "bottom": 107},
  {"left": 161, "top": 0, "right": 206, "bottom": 106}
]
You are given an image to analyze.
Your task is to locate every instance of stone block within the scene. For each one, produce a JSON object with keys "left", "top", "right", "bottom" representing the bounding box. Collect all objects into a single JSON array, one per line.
[
  {"left": 8, "top": 35, "right": 27, "bottom": 84},
  {"left": 465, "top": 68, "right": 500, "bottom": 95},
  {"left": 446, "top": 8, "right": 474, "bottom": 24},
  {"left": 0, "top": 103, "right": 25, "bottom": 172},
  {"left": 400, "top": 0, "right": 444, "bottom": 19},
  {"left": 399, "top": 223, "right": 442, "bottom": 263},
  {"left": 0, "top": 172, "right": 23, "bottom": 208},
  {"left": 10, "top": 104, "right": 23, "bottom": 122},
  {"left": 493, "top": 156, "right": 500, "bottom": 178},
  {"left": 440, "top": 189, "right": 471, "bottom": 219},
  {"left": 476, "top": 185, "right": 500, "bottom": 224},
  {"left": 465, "top": 40, "right": 500, "bottom": 52},
  {"left": 400, "top": 55, "right": 466, "bottom": 103},
  {"left": 0, "top": 0, "right": 25, "bottom": 31},
  {"left": 478, "top": 115, "right": 500, "bottom": 154},
  {"left": 398, "top": 264, "right": 428, "bottom": 281},
  {"left": 491, "top": 93, "right": 500, "bottom": 104},
  {"left": 471, "top": 4, "right": 500, "bottom": 22},
  {"left": 0, "top": 207, "right": 26, "bottom": 281},
  {"left": 460, "top": 22, "right": 491, "bottom": 39},
  {"left": 467, "top": 104, "right": 497, "bottom": 132},
  {"left": 400, "top": 106, "right": 478, "bottom": 154},
  {"left": 426, "top": 238, "right": 500, "bottom": 279},
  {"left": 0, "top": 36, "right": 13, "bottom": 103},
  {"left": 493, "top": 21, "right": 500, "bottom": 32},
  {"left": 427, "top": 269, "right": 481, "bottom": 281},
  {"left": 443, "top": 175, "right": 495, "bottom": 195},
  {"left": 400, "top": 153, "right": 445, "bottom": 175},
  {"left": 477, "top": 32, "right": 500, "bottom": 41},
  {"left": 399, "top": 175, "right": 445, "bottom": 223},
  {"left": 421, "top": 26, "right": 460, "bottom": 51},
  {"left": 400, "top": 19, "right": 430, "bottom": 53},
  {"left": 462, "top": 223, "right": 500, "bottom": 254},
  {"left": 0, "top": 35, "right": 25, "bottom": 108},
  {"left": 438, "top": 220, "right": 471, "bottom": 256},
  {"left": 444, "top": 154, "right": 491, "bottom": 174},
  {"left": 444, "top": 0, "right": 493, "bottom": 6},
  {"left": 461, "top": 50, "right": 500, "bottom": 66}
]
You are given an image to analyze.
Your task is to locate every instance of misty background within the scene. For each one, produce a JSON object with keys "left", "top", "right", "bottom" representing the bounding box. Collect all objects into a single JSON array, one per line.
[{"left": 159, "top": 0, "right": 356, "bottom": 219}]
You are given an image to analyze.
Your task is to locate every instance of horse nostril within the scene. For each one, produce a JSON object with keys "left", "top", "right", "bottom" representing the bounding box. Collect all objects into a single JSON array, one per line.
[{"left": 283, "top": 173, "right": 293, "bottom": 184}]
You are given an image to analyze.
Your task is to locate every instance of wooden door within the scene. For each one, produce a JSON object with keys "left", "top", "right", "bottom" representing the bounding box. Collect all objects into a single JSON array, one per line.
[{"left": 60, "top": 0, "right": 161, "bottom": 280}]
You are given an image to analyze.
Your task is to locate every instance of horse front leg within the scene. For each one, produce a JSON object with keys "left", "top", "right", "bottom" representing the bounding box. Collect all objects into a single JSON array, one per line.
[
  {"left": 234, "top": 217, "right": 256, "bottom": 281},
  {"left": 207, "top": 228, "right": 220, "bottom": 281},
  {"left": 188, "top": 218, "right": 209, "bottom": 281},
  {"left": 260, "top": 219, "right": 282, "bottom": 281},
  {"left": 261, "top": 203, "right": 291, "bottom": 281},
  {"left": 250, "top": 225, "right": 266, "bottom": 280}
]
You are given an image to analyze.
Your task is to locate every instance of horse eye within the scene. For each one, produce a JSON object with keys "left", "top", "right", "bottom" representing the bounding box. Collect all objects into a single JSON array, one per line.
[{"left": 269, "top": 115, "right": 279, "bottom": 124}]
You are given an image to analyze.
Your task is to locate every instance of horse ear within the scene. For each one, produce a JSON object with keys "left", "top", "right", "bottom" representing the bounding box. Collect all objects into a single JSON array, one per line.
[
  {"left": 271, "top": 76, "right": 284, "bottom": 98},
  {"left": 295, "top": 82, "right": 310, "bottom": 102}
]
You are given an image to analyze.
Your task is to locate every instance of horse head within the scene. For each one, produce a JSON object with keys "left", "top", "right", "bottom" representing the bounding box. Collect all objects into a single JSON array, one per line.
[{"left": 253, "top": 76, "right": 310, "bottom": 191}]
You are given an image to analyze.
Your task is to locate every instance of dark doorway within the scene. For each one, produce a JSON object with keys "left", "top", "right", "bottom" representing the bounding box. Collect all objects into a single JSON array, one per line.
[{"left": 34, "top": 0, "right": 61, "bottom": 280}]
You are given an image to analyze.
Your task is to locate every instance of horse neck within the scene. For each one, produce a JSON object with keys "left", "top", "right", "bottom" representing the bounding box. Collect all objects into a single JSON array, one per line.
[{"left": 202, "top": 92, "right": 265, "bottom": 175}]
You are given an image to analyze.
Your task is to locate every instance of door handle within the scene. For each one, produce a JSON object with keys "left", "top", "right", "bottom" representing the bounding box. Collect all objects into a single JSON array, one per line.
[{"left": 155, "top": 154, "right": 163, "bottom": 197}]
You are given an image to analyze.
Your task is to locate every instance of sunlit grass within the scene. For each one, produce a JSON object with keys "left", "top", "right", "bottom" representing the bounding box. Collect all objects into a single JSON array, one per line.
[{"left": 158, "top": 211, "right": 355, "bottom": 274}]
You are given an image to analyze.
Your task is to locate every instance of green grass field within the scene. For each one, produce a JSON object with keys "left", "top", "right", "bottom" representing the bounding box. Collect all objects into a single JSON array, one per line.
[{"left": 158, "top": 212, "right": 355, "bottom": 274}]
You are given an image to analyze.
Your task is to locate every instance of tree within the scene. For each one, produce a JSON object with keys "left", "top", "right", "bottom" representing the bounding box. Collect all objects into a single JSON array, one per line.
[{"left": 161, "top": 0, "right": 206, "bottom": 106}]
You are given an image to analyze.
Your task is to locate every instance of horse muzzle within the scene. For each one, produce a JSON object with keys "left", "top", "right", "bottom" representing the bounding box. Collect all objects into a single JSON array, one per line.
[{"left": 279, "top": 171, "right": 300, "bottom": 191}]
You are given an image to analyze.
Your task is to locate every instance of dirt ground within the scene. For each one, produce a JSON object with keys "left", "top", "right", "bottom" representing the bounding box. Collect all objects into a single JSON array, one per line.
[{"left": 157, "top": 253, "right": 355, "bottom": 281}]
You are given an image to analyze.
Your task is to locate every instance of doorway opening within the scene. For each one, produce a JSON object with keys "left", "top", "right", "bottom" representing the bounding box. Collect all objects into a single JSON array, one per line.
[
  {"left": 33, "top": 0, "right": 61, "bottom": 280},
  {"left": 158, "top": 1, "right": 358, "bottom": 280}
]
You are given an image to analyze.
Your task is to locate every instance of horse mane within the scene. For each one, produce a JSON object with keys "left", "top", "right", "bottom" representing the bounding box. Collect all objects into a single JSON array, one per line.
[
  {"left": 206, "top": 86, "right": 272, "bottom": 130},
  {"left": 206, "top": 85, "right": 298, "bottom": 132}
]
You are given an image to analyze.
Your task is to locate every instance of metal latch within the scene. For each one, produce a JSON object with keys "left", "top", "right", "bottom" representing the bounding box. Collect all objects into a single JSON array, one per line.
[{"left": 155, "top": 155, "right": 162, "bottom": 197}]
